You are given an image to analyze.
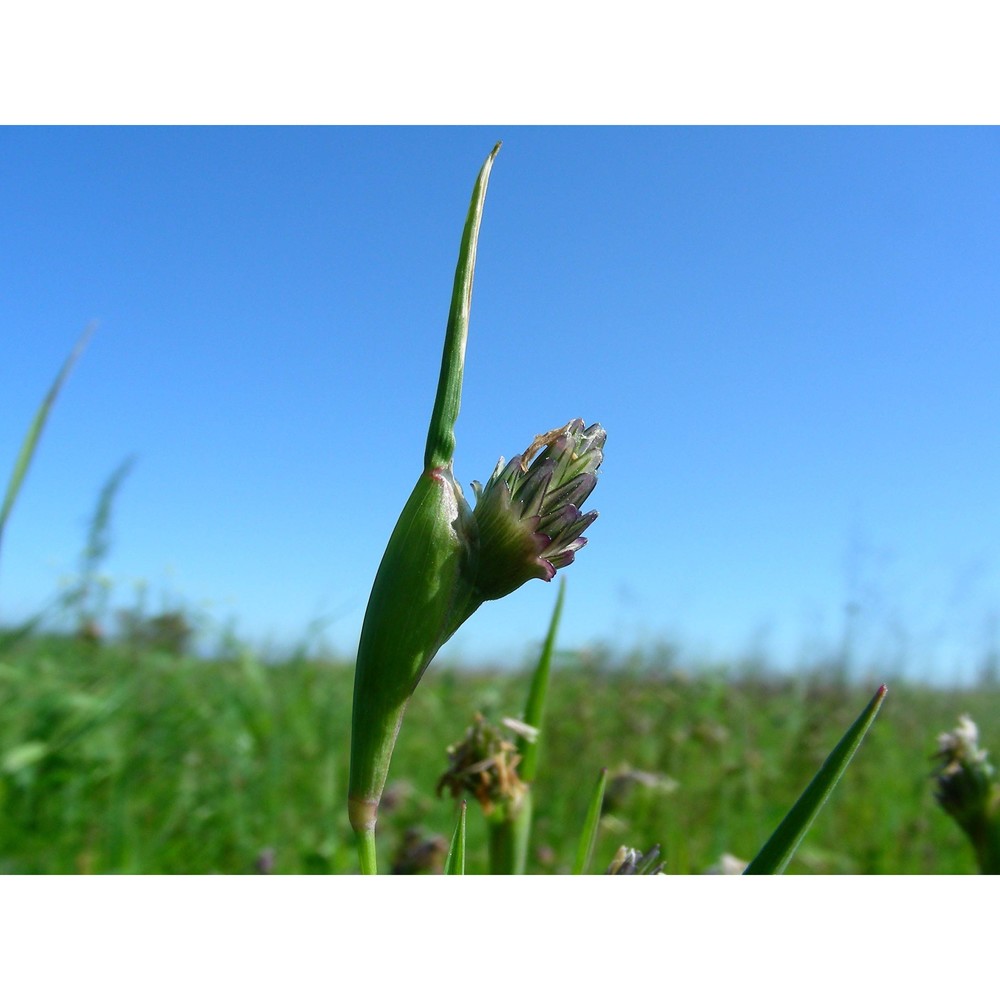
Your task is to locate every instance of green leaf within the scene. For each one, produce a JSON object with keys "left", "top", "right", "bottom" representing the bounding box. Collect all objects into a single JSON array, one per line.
[
  {"left": 518, "top": 578, "right": 565, "bottom": 784},
  {"left": 424, "top": 142, "right": 501, "bottom": 472},
  {"left": 507, "top": 581, "right": 565, "bottom": 874},
  {"left": 573, "top": 768, "right": 607, "bottom": 875},
  {"left": 743, "top": 684, "right": 888, "bottom": 875},
  {"left": 445, "top": 801, "right": 467, "bottom": 875},
  {"left": 0, "top": 326, "right": 94, "bottom": 561}
]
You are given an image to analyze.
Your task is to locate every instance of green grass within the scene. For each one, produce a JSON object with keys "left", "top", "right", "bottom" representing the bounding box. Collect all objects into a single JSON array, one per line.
[{"left": 1, "top": 631, "right": 996, "bottom": 874}]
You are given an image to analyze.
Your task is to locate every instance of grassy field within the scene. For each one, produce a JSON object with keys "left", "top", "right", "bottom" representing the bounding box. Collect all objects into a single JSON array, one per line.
[{"left": 1, "top": 631, "right": 995, "bottom": 875}]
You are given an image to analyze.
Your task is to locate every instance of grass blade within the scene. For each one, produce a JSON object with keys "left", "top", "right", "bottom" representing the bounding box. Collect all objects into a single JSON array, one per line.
[
  {"left": 0, "top": 326, "right": 94, "bottom": 561},
  {"left": 518, "top": 578, "right": 565, "bottom": 783},
  {"left": 743, "top": 684, "right": 888, "bottom": 875},
  {"left": 445, "top": 801, "right": 467, "bottom": 875},
  {"left": 573, "top": 768, "right": 607, "bottom": 875},
  {"left": 506, "top": 581, "right": 566, "bottom": 874},
  {"left": 424, "top": 142, "right": 501, "bottom": 471}
]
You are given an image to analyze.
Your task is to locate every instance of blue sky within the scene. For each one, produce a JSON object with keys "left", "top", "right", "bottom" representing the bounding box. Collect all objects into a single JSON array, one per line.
[{"left": 3, "top": 126, "right": 1000, "bottom": 680}]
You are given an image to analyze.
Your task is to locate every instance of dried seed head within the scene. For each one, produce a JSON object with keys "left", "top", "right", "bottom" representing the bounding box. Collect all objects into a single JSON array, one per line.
[{"left": 437, "top": 713, "right": 530, "bottom": 815}]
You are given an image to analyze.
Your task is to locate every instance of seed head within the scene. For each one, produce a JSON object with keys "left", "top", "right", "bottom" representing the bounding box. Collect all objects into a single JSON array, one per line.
[
  {"left": 437, "top": 713, "right": 531, "bottom": 816},
  {"left": 933, "top": 714, "right": 995, "bottom": 827},
  {"left": 470, "top": 419, "right": 604, "bottom": 603}
]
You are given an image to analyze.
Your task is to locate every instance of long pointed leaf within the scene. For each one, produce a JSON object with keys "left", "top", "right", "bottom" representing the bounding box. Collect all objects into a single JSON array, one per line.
[
  {"left": 573, "top": 768, "right": 607, "bottom": 875},
  {"left": 424, "top": 142, "right": 501, "bottom": 471},
  {"left": 519, "top": 578, "right": 565, "bottom": 783},
  {"left": 0, "top": 326, "right": 94, "bottom": 558},
  {"left": 743, "top": 684, "right": 888, "bottom": 875},
  {"left": 444, "top": 801, "right": 467, "bottom": 875},
  {"left": 508, "top": 581, "right": 566, "bottom": 874}
]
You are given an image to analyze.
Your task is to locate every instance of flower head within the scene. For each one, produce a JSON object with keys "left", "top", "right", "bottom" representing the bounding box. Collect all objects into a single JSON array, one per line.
[
  {"left": 437, "top": 713, "right": 531, "bottom": 815},
  {"left": 470, "top": 419, "right": 605, "bottom": 602},
  {"left": 934, "top": 714, "right": 995, "bottom": 823},
  {"left": 936, "top": 714, "right": 989, "bottom": 769},
  {"left": 933, "top": 714, "right": 1000, "bottom": 873}
]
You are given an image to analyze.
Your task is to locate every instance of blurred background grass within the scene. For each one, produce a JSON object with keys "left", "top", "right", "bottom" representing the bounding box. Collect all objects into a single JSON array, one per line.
[{"left": 2, "top": 626, "right": 995, "bottom": 874}]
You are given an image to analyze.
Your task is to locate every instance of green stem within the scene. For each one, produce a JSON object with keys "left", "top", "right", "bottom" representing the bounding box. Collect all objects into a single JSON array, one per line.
[
  {"left": 509, "top": 788, "right": 533, "bottom": 875},
  {"left": 355, "top": 827, "right": 378, "bottom": 875},
  {"left": 487, "top": 810, "right": 517, "bottom": 875}
]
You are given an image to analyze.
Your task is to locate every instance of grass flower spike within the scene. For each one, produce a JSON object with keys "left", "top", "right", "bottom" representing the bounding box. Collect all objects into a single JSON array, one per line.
[
  {"left": 933, "top": 714, "right": 1000, "bottom": 873},
  {"left": 469, "top": 419, "right": 604, "bottom": 604},
  {"left": 347, "top": 145, "right": 605, "bottom": 873}
]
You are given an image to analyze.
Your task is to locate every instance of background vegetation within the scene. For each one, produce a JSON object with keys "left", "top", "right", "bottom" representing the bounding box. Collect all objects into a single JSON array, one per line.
[{"left": 2, "top": 622, "right": 995, "bottom": 875}]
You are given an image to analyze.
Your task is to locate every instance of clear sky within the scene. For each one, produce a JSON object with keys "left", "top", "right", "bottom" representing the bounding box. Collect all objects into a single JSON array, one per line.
[{"left": 3, "top": 126, "right": 999, "bottom": 681}]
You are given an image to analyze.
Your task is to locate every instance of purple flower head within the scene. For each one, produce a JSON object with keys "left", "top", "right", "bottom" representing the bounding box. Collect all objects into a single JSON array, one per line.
[{"left": 469, "top": 419, "right": 605, "bottom": 603}]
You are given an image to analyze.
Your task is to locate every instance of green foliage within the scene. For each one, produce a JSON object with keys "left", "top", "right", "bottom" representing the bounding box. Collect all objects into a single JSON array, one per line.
[
  {"left": 743, "top": 684, "right": 887, "bottom": 874},
  {"left": 5, "top": 637, "right": 985, "bottom": 874},
  {"left": 0, "top": 637, "right": 354, "bottom": 874}
]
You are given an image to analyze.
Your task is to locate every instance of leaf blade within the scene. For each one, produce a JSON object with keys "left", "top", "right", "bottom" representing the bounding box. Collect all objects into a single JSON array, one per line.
[
  {"left": 743, "top": 684, "right": 888, "bottom": 875},
  {"left": 423, "top": 142, "right": 501, "bottom": 471},
  {"left": 0, "top": 326, "right": 94, "bottom": 559},
  {"left": 444, "top": 801, "right": 467, "bottom": 875},
  {"left": 519, "top": 578, "right": 565, "bottom": 783},
  {"left": 573, "top": 768, "right": 607, "bottom": 875}
]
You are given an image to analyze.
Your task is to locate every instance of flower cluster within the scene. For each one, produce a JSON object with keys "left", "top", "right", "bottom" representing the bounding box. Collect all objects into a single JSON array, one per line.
[
  {"left": 436, "top": 714, "right": 537, "bottom": 815},
  {"left": 933, "top": 715, "right": 1000, "bottom": 873},
  {"left": 470, "top": 419, "right": 605, "bottom": 603}
]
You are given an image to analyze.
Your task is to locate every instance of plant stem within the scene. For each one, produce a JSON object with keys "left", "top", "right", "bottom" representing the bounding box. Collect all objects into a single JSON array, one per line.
[
  {"left": 355, "top": 828, "right": 378, "bottom": 875},
  {"left": 487, "top": 811, "right": 518, "bottom": 875},
  {"left": 509, "top": 788, "right": 533, "bottom": 875}
]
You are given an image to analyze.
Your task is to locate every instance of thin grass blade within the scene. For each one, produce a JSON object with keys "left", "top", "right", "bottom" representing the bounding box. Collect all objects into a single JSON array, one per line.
[
  {"left": 743, "top": 684, "right": 888, "bottom": 875},
  {"left": 573, "top": 768, "right": 607, "bottom": 875},
  {"left": 424, "top": 142, "right": 501, "bottom": 471},
  {"left": 518, "top": 578, "right": 565, "bottom": 783},
  {"left": 0, "top": 326, "right": 94, "bottom": 559},
  {"left": 507, "top": 580, "right": 565, "bottom": 874},
  {"left": 445, "top": 801, "right": 467, "bottom": 875}
]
